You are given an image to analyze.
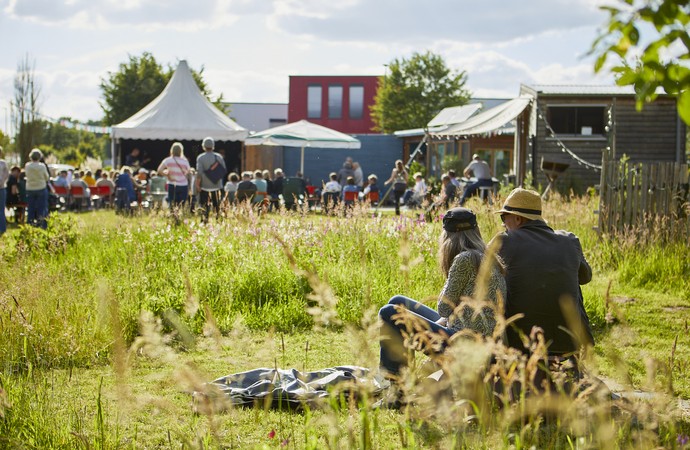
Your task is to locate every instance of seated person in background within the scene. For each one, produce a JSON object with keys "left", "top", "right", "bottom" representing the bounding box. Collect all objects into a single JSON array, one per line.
[
  {"left": 448, "top": 169, "right": 462, "bottom": 189},
  {"left": 252, "top": 170, "right": 267, "bottom": 204},
  {"left": 70, "top": 172, "right": 90, "bottom": 196},
  {"left": 115, "top": 167, "right": 137, "bottom": 208},
  {"left": 53, "top": 170, "right": 70, "bottom": 189},
  {"left": 272, "top": 169, "right": 285, "bottom": 202},
  {"left": 295, "top": 171, "right": 307, "bottom": 193},
  {"left": 224, "top": 172, "right": 239, "bottom": 204},
  {"left": 402, "top": 172, "right": 427, "bottom": 206},
  {"left": 322, "top": 172, "right": 341, "bottom": 211},
  {"left": 235, "top": 172, "right": 257, "bottom": 202},
  {"left": 70, "top": 171, "right": 91, "bottom": 208},
  {"left": 148, "top": 170, "right": 168, "bottom": 207},
  {"left": 96, "top": 171, "right": 115, "bottom": 202},
  {"left": 262, "top": 170, "right": 273, "bottom": 200},
  {"left": 440, "top": 173, "right": 457, "bottom": 209},
  {"left": 361, "top": 174, "right": 379, "bottom": 201},
  {"left": 460, "top": 154, "right": 493, "bottom": 206},
  {"left": 136, "top": 168, "right": 149, "bottom": 185},
  {"left": 82, "top": 170, "right": 97, "bottom": 187},
  {"left": 341, "top": 176, "right": 359, "bottom": 205}
]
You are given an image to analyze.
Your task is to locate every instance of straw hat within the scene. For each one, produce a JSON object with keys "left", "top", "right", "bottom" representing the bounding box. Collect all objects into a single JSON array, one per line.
[{"left": 496, "top": 188, "right": 543, "bottom": 221}]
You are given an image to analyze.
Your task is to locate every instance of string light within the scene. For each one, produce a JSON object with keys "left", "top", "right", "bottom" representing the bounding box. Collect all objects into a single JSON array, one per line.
[{"left": 10, "top": 101, "right": 111, "bottom": 134}]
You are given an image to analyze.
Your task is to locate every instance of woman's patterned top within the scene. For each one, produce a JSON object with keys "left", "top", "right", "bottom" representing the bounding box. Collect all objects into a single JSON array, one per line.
[{"left": 436, "top": 251, "right": 507, "bottom": 336}]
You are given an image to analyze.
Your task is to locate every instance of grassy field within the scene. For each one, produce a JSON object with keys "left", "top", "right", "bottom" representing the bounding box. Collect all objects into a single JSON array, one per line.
[{"left": 0, "top": 196, "right": 688, "bottom": 449}]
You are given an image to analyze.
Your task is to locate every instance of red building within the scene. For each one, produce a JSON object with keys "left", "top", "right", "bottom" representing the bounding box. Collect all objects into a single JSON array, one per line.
[{"left": 288, "top": 75, "right": 379, "bottom": 134}]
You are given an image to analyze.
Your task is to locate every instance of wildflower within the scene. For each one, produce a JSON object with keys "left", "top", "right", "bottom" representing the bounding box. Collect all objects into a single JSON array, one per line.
[
  {"left": 281, "top": 438, "right": 289, "bottom": 446},
  {"left": 268, "top": 429, "right": 276, "bottom": 439},
  {"left": 678, "top": 434, "right": 689, "bottom": 447}
]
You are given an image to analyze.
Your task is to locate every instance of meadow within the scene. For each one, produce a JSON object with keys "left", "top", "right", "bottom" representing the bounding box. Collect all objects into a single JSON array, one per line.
[{"left": 0, "top": 195, "right": 688, "bottom": 449}]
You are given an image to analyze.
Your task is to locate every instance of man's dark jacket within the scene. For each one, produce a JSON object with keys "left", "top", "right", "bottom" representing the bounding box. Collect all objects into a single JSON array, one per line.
[{"left": 497, "top": 220, "right": 594, "bottom": 354}]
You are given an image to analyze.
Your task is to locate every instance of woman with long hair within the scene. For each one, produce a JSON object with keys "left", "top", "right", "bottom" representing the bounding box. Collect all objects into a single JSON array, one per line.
[
  {"left": 157, "top": 142, "right": 190, "bottom": 209},
  {"left": 378, "top": 207, "right": 506, "bottom": 400},
  {"left": 384, "top": 159, "right": 408, "bottom": 215}
]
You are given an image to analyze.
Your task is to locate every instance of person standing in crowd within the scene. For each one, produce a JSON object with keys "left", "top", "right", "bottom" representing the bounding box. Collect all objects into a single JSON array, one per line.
[
  {"left": 337, "top": 160, "right": 355, "bottom": 186},
  {"left": 378, "top": 207, "right": 506, "bottom": 407},
  {"left": 0, "top": 146, "right": 8, "bottom": 235},
  {"left": 460, "top": 154, "right": 493, "bottom": 206},
  {"left": 494, "top": 188, "right": 594, "bottom": 357},
  {"left": 352, "top": 161, "right": 364, "bottom": 188},
  {"left": 157, "top": 142, "right": 190, "bottom": 209},
  {"left": 385, "top": 159, "right": 409, "bottom": 216},
  {"left": 271, "top": 168, "right": 285, "bottom": 208},
  {"left": 24, "top": 149, "right": 50, "bottom": 228},
  {"left": 195, "top": 137, "right": 226, "bottom": 221},
  {"left": 6, "top": 166, "right": 23, "bottom": 224}
]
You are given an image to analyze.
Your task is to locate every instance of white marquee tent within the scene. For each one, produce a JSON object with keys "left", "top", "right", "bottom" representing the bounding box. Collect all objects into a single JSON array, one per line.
[{"left": 111, "top": 60, "right": 248, "bottom": 142}]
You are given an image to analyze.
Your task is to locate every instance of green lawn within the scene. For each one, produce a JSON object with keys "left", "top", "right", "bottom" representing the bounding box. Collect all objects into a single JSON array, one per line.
[{"left": 0, "top": 197, "right": 688, "bottom": 449}]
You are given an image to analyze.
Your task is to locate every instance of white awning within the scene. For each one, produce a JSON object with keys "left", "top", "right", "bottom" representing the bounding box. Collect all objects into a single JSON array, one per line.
[{"left": 431, "top": 95, "right": 532, "bottom": 137}]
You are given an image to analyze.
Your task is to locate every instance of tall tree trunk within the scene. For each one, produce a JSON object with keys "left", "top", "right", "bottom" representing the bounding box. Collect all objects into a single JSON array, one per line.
[{"left": 13, "top": 54, "right": 41, "bottom": 165}]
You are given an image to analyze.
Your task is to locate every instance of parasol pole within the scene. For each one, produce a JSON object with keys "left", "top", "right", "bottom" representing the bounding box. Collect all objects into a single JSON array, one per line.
[{"left": 300, "top": 144, "right": 305, "bottom": 174}]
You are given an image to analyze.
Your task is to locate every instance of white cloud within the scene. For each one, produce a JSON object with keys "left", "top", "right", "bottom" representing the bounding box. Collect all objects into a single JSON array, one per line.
[{"left": 270, "top": 0, "right": 606, "bottom": 45}]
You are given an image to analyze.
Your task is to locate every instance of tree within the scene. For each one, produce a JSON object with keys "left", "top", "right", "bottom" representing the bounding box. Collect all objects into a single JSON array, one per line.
[
  {"left": 40, "top": 119, "right": 109, "bottom": 165},
  {"left": 371, "top": 51, "right": 471, "bottom": 133},
  {"left": 100, "top": 52, "right": 225, "bottom": 126},
  {"left": 13, "top": 54, "right": 42, "bottom": 164},
  {"left": 591, "top": 0, "right": 690, "bottom": 124}
]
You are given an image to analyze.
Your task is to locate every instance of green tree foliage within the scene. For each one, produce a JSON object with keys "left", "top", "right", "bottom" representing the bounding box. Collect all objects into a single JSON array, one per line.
[
  {"left": 371, "top": 51, "right": 471, "bottom": 133},
  {"left": 100, "top": 52, "right": 225, "bottom": 126},
  {"left": 591, "top": 0, "right": 690, "bottom": 124},
  {"left": 40, "top": 119, "right": 109, "bottom": 166}
]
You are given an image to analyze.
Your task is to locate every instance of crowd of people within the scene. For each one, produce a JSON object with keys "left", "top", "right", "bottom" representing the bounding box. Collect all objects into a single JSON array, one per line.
[{"left": 1, "top": 135, "right": 500, "bottom": 233}]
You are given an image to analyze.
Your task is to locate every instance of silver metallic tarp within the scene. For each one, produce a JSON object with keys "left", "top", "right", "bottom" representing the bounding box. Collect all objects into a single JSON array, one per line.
[{"left": 200, "top": 366, "right": 387, "bottom": 408}]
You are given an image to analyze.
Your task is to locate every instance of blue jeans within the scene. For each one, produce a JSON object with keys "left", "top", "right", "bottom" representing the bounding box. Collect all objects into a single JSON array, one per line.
[
  {"left": 460, "top": 178, "right": 493, "bottom": 205},
  {"left": 379, "top": 295, "right": 456, "bottom": 377},
  {"left": 167, "top": 184, "right": 188, "bottom": 207},
  {"left": 0, "top": 188, "right": 6, "bottom": 234},
  {"left": 27, "top": 189, "right": 48, "bottom": 229}
]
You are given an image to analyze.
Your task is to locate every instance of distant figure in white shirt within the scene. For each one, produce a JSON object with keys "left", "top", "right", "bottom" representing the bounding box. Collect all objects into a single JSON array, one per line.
[
  {"left": 402, "top": 172, "right": 427, "bottom": 207},
  {"left": 460, "top": 154, "right": 492, "bottom": 206}
]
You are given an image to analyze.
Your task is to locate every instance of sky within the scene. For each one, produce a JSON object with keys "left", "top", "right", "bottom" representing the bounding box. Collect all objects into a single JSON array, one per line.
[{"left": 0, "top": 0, "right": 618, "bottom": 133}]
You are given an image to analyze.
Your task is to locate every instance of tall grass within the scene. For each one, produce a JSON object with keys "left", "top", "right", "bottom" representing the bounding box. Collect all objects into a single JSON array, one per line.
[{"left": 0, "top": 197, "right": 688, "bottom": 448}]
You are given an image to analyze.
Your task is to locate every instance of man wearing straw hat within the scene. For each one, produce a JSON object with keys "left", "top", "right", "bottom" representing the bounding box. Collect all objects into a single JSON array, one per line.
[{"left": 494, "top": 188, "right": 594, "bottom": 356}]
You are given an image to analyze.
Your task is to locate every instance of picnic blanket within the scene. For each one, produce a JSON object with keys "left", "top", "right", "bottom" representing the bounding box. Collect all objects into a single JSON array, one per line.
[{"left": 201, "top": 366, "right": 387, "bottom": 408}]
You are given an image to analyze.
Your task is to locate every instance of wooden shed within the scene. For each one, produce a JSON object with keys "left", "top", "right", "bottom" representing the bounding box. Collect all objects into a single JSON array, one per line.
[{"left": 520, "top": 84, "right": 686, "bottom": 193}]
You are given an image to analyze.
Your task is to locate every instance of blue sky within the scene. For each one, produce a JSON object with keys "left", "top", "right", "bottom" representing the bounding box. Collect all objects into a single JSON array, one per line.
[{"left": 0, "top": 0, "right": 617, "bottom": 132}]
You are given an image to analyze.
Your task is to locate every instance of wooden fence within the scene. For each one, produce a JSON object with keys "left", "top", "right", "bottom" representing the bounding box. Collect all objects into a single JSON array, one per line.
[{"left": 598, "top": 153, "right": 689, "bottom": 238}]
